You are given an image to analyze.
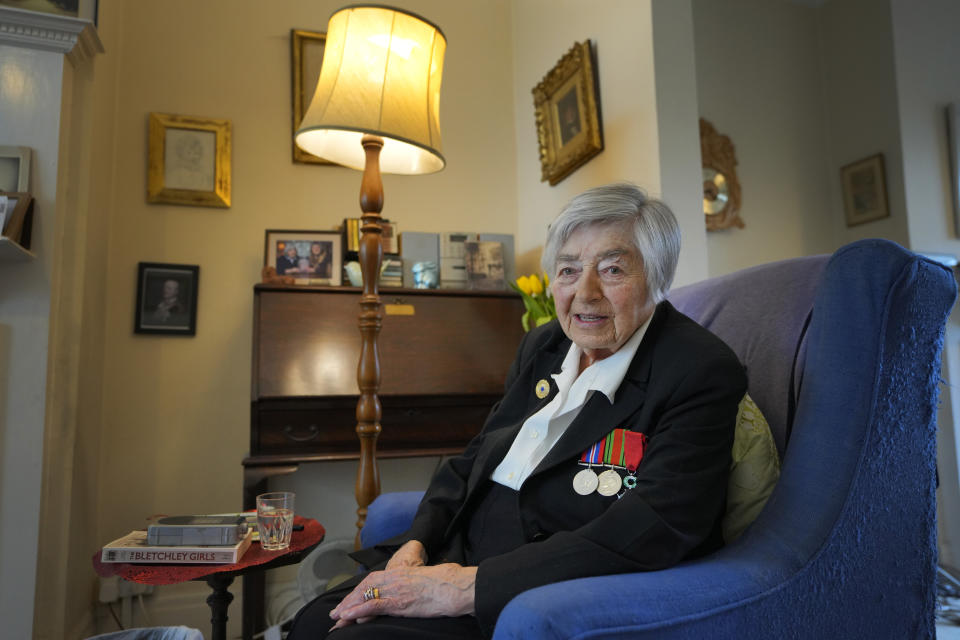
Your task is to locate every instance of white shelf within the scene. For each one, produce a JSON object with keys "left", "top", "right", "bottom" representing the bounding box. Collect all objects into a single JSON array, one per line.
[
  {"left": 0, "top": 6, "right": 103, "bottom": 64},
  {"left": 0, "top": 236, "right": 35, "bottom": 262}
]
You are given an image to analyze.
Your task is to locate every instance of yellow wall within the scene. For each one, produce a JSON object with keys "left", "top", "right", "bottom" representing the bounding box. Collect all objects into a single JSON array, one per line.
[{"left": 93, "top": 0, "right": 518, "bottom": 542}]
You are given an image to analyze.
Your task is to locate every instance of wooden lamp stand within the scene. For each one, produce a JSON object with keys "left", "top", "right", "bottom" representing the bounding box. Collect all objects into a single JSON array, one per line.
[{"left": 354, "top": 134, "right": 385, "bottom": 547}]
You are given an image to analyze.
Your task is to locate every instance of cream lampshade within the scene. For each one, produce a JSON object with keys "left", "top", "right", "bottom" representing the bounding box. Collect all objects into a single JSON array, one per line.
[
  {"left": 294, "top": 5, "right": 446, "bottom": 545},
  {"left": 295, "top": 5, "right": 446, "bottom": 174}
]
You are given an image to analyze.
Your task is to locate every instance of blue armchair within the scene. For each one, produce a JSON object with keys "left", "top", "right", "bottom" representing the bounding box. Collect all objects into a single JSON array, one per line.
[{"left": 360, "top": 239, "right": 956, "bottom": 638}]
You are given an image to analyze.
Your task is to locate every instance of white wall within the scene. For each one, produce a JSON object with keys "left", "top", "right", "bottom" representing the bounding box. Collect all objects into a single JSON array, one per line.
[
  {"left": 0, "top": 43, "right": 64, "bottom": 640},
  {"left": 818, "top": 0, "right": 908, "bottom": 248},
  {"left": 652, "top": 0, "right": 708, "bottom": 288},
  {"left": 890, "top": 0, "right": 960, "bottom": 255},
  {"left": 511, "top": 0, "right": 707, "bottom": 287},
  {"left": 693, "top": 0, "right": 835, "bottom": 276}
]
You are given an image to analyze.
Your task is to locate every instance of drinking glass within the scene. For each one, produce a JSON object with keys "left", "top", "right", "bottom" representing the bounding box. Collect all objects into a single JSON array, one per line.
[{"left": 256, "top": 491, "right": 295, "bottom": 550}]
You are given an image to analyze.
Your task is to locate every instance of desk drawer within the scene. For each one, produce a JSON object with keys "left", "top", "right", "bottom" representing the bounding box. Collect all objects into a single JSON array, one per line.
[{"left": 252, "top": 395, "right": 497, "bottom": 456}]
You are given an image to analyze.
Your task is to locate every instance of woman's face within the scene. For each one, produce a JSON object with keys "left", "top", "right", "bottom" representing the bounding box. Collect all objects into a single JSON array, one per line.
[{"left": 550, "top": 222, "right": 654, "bottom": 364}]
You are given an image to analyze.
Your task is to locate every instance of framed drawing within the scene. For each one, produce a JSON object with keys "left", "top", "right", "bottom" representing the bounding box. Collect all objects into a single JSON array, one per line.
[
  {"left": 147, "top": 112, "right": 231, "bottom": 208},
  {"left": 291, "top": 29, "right": 332, "bottom": 165},
  {"left": 532, "top": 40, "right": 604, "bottom": 186},
  {"left": 134, "top": 262, "right": 199, "bottom": 336},
  {"left": 0, "top": 146, "right": 31, "bottom": 192},
  {"left": 264, "top": 229, "right": 342, "bottom": 286},
  {"left": 840, "top": 153, "right": 890, "bottom": 227}
]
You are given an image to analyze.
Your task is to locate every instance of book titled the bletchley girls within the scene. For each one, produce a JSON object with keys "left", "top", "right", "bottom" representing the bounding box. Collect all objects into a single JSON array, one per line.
[{"left": 100, "top": 529, "right": 253, "bottom": 564}]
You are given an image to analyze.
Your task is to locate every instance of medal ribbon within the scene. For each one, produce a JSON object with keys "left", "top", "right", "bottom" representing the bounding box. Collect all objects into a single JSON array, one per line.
[
  {"left": 623, "top": 431, "right": 646, "bottom": 472},
  {"left": 580, "top": 429, "right": 644, "bottom": 468},
  {"left": 580, "top": 440, "right": 603, "bottom": 465}
]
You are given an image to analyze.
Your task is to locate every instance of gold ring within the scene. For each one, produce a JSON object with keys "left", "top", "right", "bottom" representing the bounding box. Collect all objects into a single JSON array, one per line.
[{"left": 361, "top": 586, "right": 380, "bottom": 602}]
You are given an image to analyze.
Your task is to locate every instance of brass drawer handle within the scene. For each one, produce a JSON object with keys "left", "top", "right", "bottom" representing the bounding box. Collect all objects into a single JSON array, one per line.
[{"left": 283, "top": 424, "right": 319, "bottom": 442}]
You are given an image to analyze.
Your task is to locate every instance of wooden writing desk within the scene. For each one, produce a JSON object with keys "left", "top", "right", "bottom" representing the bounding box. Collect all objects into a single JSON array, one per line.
[{"left": 242, "top": 284, "right": 525, "bottom": 637}]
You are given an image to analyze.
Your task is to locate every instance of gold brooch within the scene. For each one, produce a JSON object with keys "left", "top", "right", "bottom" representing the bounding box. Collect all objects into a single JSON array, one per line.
[{"left": 535, "top": 379, "right": 550, "bottom": 399}]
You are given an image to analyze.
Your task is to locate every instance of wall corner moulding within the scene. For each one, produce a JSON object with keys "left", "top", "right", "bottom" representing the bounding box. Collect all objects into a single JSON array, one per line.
[{"left": 0, "top": 6, "right": 103, "bottom": 64}]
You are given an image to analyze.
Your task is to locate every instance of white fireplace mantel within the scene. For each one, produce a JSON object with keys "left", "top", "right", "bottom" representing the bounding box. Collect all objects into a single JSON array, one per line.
[{"left": 0, "top": 6, "right": 103, "bottom": 64}]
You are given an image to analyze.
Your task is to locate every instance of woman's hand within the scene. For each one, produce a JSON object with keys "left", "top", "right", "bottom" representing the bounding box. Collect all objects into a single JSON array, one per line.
[
  {"left": 329, "top": 564, "right": 477, "bottom": 631},
  {"left": 385, "top": 540, "right": 427, "bottom": 569}
]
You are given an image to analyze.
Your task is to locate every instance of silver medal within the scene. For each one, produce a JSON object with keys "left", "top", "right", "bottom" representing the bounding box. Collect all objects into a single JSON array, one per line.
[
  {"left": 573, "top": 468, "right": 599, "bottom": 495},
  {"left": 597, "top": 469, "right": 622, "bottom": 496}
]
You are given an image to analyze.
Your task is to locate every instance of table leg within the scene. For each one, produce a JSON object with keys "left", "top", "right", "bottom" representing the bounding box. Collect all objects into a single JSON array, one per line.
[
  {"left": 243, "top": 571, "right": 266, "bottom": 640},
  {"left": 205, "top": 573, "right": 235, "bottom": 640}
]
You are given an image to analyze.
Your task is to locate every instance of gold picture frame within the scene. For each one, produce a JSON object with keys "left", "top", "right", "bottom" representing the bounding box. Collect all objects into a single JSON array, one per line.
[
  {"left": 840, "top": 153, "right": 889, "bottom": 227},
  {"left": 532, "top": 40, "right": 604, "bottom": 186},
  {"left": 291, "top": 29, "right": 332, "bottom": 165},
  {"left": 147, "top": 112, "right": 231, "bottom": 208}
]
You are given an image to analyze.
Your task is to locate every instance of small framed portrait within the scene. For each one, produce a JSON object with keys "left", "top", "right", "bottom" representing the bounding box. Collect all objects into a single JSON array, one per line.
[
  {"left": 0, "top": 146, "right": 31, "bottom": 192},
  {"left": 134, "top": 263, "right": 199, "bottom": 336},
  {"left": 291, "top": 29, "right": 333, "bottom": 165},
  {"left": 532, "top": 40, "right": 604, "bottom": 186},
  {"left": 147, "top": 112, "right": 231, "bottom": 208},
  {"left": 840, "top": 153, "right": 890, "bottom": 227},
  {"left": 264, "top": 230, "right": 342, "bottom": 286}
]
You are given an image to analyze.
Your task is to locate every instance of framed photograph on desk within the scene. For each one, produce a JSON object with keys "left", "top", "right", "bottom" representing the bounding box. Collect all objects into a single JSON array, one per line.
[{"left": 264, "top": 229, "right": 342, "bottom": 286}]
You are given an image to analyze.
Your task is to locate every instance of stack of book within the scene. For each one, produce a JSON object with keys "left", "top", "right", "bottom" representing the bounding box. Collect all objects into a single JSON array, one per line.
[
  {"left": 100, "top": 515, "right": 253, "bottom": 564},
  {"left": 379, "top": 257, "right": 403, "bottom": 287}
]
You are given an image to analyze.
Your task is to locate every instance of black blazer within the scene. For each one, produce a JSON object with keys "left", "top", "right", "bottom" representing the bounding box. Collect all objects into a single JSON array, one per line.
[{"left": 365, "top": 301, "right": 747, "bottom": 636}]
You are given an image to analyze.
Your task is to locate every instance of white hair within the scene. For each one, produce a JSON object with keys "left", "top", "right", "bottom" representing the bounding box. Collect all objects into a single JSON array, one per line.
[{"left": 540, "top": 183, "right": 681, "bottom": 302}]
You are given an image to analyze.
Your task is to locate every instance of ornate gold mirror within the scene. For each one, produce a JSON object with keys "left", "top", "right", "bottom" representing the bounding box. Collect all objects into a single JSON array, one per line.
[{"left": 700, "top": 118, "right": 744, "bottom": 231}]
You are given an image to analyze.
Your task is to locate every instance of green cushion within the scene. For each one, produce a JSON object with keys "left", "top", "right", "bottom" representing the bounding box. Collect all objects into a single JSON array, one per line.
[{"left": 722, "top": 394, "right": 781, "bottom": 543}]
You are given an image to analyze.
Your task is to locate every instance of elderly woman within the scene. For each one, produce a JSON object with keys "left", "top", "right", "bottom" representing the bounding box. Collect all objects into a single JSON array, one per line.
[{"left": 289, "top": 183, "right": 747, "bottom": 639}]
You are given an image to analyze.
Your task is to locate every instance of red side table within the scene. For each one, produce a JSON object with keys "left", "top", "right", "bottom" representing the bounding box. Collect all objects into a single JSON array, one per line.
[{"left": 93, "top": 516, "right": 324, "bottom": 640}]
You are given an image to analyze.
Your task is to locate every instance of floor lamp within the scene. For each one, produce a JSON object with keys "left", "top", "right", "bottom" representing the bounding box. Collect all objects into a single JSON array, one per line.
[{"left": 295, "top": 5, "right": 446, "bottom": 546}]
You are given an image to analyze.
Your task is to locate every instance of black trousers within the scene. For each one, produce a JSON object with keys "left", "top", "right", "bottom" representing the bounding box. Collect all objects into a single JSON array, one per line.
[{"left": 287, "top": 482, "right": 525, "bottom": 640}]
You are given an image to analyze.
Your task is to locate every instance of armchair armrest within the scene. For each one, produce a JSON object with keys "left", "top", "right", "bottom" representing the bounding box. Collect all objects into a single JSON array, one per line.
[
  {"left": 359, "top": 491, "right": 424, "bottom": 549},
  {"left": 493, "top": 534, "right": 798, "bottom": 639}
]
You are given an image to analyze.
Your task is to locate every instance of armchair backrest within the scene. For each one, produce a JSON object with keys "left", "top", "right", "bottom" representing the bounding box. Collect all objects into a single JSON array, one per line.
[{"left": 668, "top": 252, "right": 828, "bottom": 458}]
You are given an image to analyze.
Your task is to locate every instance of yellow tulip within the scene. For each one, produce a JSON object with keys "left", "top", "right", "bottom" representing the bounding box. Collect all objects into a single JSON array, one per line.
[
  {"left": 516, "top": 275, "right": 532, "bottom": 295},
  {"left": 529, "top": 274, "right": 544, "bottom": 295},
  {"left": 543, "top": 273, "right": 550, "bottom": 288}
]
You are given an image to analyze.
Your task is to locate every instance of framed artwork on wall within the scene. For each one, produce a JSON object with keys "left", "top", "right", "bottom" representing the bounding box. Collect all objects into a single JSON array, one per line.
[
  {"left": 134, "top": 262, "right": 199, "bottom": 336},
  {"left": 840, "top": 153, "right": 890, "bottom": 227},
  {"left": 264, "top": 229, "right": 342, "bottom": 286},
  {"left": 532, "top": 40, "right": 604, "bottom": 186},
  {"left": 291, "top": 29, "right": 332, "bottom": 165},
  {"left": 0, "top": 146, "right": 31, "bottom": 192},
  {"left": 147, "top": 112, "right": 232, "bottom": 208}
]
